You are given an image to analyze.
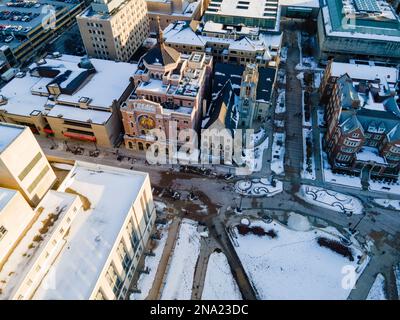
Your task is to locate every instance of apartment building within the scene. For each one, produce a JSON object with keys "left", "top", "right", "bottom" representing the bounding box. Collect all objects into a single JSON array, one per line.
[
  {"left": 121, "top": 45, "right": 212, "bottom": 153},
  {"left": 0, "top": 161, "right": 156, "bottom": 300},
  {"left": 77, "top": 0, "right": 149, "bottom": 61},
  {"left": 0, "top": 123, "right": 56, "bottom": 206},
  {"left": 322, "top": 63, "right": 400, "bottom": 180},
  {"left": 204, "top": 0, "right": 280, "bottom": 31},
  {"left": 317, "top": 0, "right": 400, "bottom": 61},
  {"left": 0, "top": 187, "right": 35, "bottom": 268},
  {"left": 146, "top": 0, "right": 204, "bottom": 33},
  {"left": 0, "top": 53, "right": 138, "bottom": 147},
  {"left": 163, "top": 20, "right": 282, "bottom": 67}
]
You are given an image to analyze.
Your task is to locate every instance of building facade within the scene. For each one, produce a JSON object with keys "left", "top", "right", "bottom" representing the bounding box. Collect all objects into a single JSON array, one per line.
[
  {"left": 317, "top": 0, "right": 400, "bottom": 61},
  {"left": 204, "top": 0, "right": 280, "bottom": 31},
  {"left": 146, "top": 0, "right": 205, "bottom": 34},
  {"left": 0, "top": 54, "right": 137, "bottom": 147},
  {"left": 0, "top": 161, "right": 156, "bottom": 300},
  {"left": 77, "top": 0, "right": 149, "bottom": 62},
  {"left": 0, "top": 123, "right": 56, "bottom": 206},
  {"left": 121, "top": 45, "right": 212, "bottom": 154},
  {"left": 321, "top": 64, "right": 400, "bottom": 180}
]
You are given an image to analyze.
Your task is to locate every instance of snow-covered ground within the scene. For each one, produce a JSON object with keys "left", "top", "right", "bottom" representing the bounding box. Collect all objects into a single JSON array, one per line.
[
  {"left": 280, "top": 47, "right": 287, "bottom": 63},
  {"left": 271, "top": 132, "right": 285, "bottom": 175},
  {"left": 373, "top": 199, "right": 400, "bottom": 211},
  {"left": 242, "top": 136, "right": 269, "bottom": 173},
  {"left": 250, "top": 128, "right": 266, "bottom": 146},
  {"left": 369, "top": 179, "right": 400, "bottom": 195},
  {"left": 201, "top": 252, "right": 242, "bottom": 300},
  {"left": 394, "top": 263, "right": 400, "bottom": 300},
  {"left": 298, "top": 185, "right": 364, "bottom": 215},
  {"left": 317, "top": 109, "right": 325, "bottom": 127},
  {"left": 301, "top": 128, "right": 316, "bottom": 180},
  {"left": 160, "top": 219, "right": 201, "bottom": 300},
  {"left": 130, "top": 224, "right": 169, "bottom": 300},
  {"left": 366, "top": 274, "right": 387, "bottom": 300},
  {"left": 235, "top": 178, "right": 283, "bottom": 197},
  {"left": 275, "top": 90, "right": 286, "bottom": 114},
  {"left": 231, "top": 218, "right": 369, "bottom": 300}
]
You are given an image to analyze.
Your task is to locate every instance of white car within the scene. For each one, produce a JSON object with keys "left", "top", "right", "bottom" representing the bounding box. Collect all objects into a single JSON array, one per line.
[{"left": 4, "top": 36, "right": 14, "bottom": 43}]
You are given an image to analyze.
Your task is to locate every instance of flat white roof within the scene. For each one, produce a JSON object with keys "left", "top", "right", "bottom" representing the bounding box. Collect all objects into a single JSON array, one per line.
[
  {"left": 0, "top": 123, "right": 24, "bottom": 153},
  {"left": 280, "top": 0, "right": 320, "bottom": 8},
  {"left": 0, "top": 54, "right": 137, "bottom": 118},
  {"left": 330, "top": 62, "right": 398, "bottom": 83},
  {"left": 0, "top": 187, "right": 17, "bottom": 212},
  {"left": 206, "top": 0, "right": 279, "bottom": 19},
  {"left": 0, "top": 191, "right": 78, "bottom": 299},
  {"left": 33, "top": 161, "right": 148, "bottom": 299}
]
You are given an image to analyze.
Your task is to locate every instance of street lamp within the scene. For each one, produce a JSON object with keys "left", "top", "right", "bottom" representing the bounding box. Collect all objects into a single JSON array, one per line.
[{"left": 349, "top": 211, "right": 367, "bottom": 234}]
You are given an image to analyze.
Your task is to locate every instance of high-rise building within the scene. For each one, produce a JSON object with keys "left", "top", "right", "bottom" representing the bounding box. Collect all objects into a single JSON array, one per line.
[
  {"left": 0, "top": 161, "right": 156, "bottom": 300},
  {"left": 0, "top": 123, "right": 56, "bottom": 206},
  {"left": 146, "top": 0, "right": 204, "bottom": 34},
  {"left": 77, "top": 0, "right": 150, "bottom": 61}
]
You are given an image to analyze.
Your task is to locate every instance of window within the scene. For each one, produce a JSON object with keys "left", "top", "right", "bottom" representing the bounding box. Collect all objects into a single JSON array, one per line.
[
  {"left": 0, "top": 226, "right": 7, "bottom": 241},
  {"left": 336, "top": 153, "right": 351, "bottom": 162}
]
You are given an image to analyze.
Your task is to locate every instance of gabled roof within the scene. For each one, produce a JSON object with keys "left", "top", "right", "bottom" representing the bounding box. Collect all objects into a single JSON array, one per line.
[
  {"left": 204, "top": 80, "right": 237, "bottom": 134},
  {"left": 142, "top": 44, "right": 181, "bottom": 67}
]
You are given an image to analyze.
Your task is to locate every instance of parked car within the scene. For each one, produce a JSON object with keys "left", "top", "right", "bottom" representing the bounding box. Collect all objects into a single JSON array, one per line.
[{"left": 4, "top": 35, "right": 14, "bottom": 43}]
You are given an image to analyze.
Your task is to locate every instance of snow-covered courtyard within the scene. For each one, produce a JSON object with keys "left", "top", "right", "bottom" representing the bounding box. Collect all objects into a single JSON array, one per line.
[
  {"left": 160, "top": 219, "right": 201, "bottom": 300},
  {"left": 231, "top": 217, "right": 369, "bottom": 300},
  {"left": 298, "top": 185, "right": 364, "bottom": 215},
  {"left": 201, "top": 251, "right": 242, "bottom": 300}
]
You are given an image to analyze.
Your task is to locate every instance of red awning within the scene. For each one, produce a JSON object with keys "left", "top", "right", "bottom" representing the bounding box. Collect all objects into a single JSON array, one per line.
[
  {"left": 43, "top": 128, "right": 54, "bottom": 134},
  {"left": 63, "top": 132, "right": 96, "bottom": 142}
]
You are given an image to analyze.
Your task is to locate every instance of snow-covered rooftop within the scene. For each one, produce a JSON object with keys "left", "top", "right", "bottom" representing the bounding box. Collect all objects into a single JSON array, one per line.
[
  {"left": 280, "top": 0, "right": 320, "bottom": 8},
  {"left": 330, "top": 62, "right": 398, "bottom": 84},
  {"left": 0, "top": 54, "right": 137, "bottom": 119},
  {"left": 0, "top": 191, "right": 78, "bottom": 299},
  {"left": 32, "top": 161, "right": 148, "bottom": 299},
  {"left": 0, "top": 123, "right": 24, "bottom": 153},
  {"left": 0, "top": 187, "right": 17, "bottom": 212}
]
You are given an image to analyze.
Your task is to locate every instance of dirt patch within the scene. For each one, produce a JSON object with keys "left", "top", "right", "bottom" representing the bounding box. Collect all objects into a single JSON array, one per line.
[{"left": 65, "top": 188, "right": 91, "bottom": 210}]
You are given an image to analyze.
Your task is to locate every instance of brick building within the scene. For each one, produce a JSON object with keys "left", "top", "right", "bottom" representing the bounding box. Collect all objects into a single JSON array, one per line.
[{"left": 321, "top": 64, "right": 400, "bottom": 180}]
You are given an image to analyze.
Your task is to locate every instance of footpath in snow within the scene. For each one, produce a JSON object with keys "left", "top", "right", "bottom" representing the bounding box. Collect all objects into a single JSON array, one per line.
[
  {"left": 201, "top": 251, "right": 242, "bottom": 300},
  {"left": 160, "top": 219, "right": 201, "bottom": 300}
]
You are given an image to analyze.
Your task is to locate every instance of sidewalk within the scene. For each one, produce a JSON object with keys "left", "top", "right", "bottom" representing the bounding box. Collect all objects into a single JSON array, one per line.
[{"left": 146, "top": 218, "right": 181, "bottom": 300}]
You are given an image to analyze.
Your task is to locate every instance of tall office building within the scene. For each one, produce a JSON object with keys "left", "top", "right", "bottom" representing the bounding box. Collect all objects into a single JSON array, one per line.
[{"left": 77, "top": 0, "right": 150, "bottom": 61}]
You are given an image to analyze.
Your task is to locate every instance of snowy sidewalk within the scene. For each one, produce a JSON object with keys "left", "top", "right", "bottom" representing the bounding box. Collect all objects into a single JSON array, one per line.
[{"left": 146, "top": 218, "right": 181, "bottom": 300}]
